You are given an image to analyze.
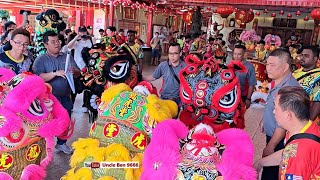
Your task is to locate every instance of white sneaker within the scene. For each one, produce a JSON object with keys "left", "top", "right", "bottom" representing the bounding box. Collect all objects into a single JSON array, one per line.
[
  {"left": 55, "top": 143, "right": 73, "bottom": 154},
  {"left": 82, "top": 107, "right": 88, "bottom": 113}
]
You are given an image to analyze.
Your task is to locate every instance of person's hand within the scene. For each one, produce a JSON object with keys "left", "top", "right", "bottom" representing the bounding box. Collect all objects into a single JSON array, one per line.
[
  {"left": 70, "top": 67, "right": 80, "bottom": 77},
  {"left": 55, "top": 70, "right": 66, "bottom": 79},
  {"left": 262, "top": 145, "right": 274, "bottom": 157},
  {"left": 245, "top": 99, "right": 251, "bottom": 109},
  {"left": 253, "top": 160, "right": 263, "bottom": 174},
  {"left": 75, "top": 34, "right": 82, "bottom": 40}
]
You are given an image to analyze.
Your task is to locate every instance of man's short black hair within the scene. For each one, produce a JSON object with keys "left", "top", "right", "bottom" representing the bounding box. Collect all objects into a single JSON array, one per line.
[
  {"left": 1, "top": 17, "right": 7, "bottom": 21},
  {"left": 4, "top": 21, "right": 16, "bottom": 31},
  {"left": 119, "top": 29, "right": 124, "bottom": 32},
  {"left": 269, "top": 48, "right": 292, "bottom": 65},
  {"left": 234, "top": 41, "right": 246, "bottom": 51},
  {"left": 99, "top": 29, "right": 104, "bottom": 32},
  {"left": 107, "top": 26, "right": 116, "bottom": 32},
  {"left": 11, "top": 28, "right": 30, "bottom": 41},
  {"left": 155, "top": 32, "right": 159, "bottom": 35},
  {"left": 43, "top": 30, "right": 58, "bottom": 43},
  {"left": 258, "top": 40, "right": 266, "bottom": 45},
  {"left": 218, "top": 33, "right": 224, "bottom": 37},
  {"left": 209, "top": 37, "right": 215, "bottom": 42},
  {"left": 127, "top": 30, "right": 136, "bottom": 34},
  {"left": 65, "top": 29, "right": 72, "bottom": 34},
  {"left": 169, "top": 42, "right": 181, "bottom": 52},
  {"left": 192, "top": 33, "right": 200, "bottom": 39},
  {"left": 302, "top": 45, "right": 319, "bottom": 58},
  {"left": 185, "top": 34, "right": 191, "bottom": 39}
]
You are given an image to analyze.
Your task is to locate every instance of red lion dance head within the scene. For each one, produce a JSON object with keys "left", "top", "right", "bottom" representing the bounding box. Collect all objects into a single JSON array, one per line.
[{"left": 179, "top": 55, "right": 246, "bottom": 132}]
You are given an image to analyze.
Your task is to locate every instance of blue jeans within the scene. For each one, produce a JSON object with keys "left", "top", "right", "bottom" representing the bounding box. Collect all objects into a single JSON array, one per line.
[{"left": 55, "top": 96, "right": 72, "bottom": 145}]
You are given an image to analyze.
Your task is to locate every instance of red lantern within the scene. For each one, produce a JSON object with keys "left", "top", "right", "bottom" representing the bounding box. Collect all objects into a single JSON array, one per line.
[
  {"left": 304, "top": 16, "right": 309, "bottom": 21},
  {"left": 311, "top": 8, "right": 320, "bottom": 20},
  {"left": 296, "top": 11, "right": 301, "bottom": 16},
  {"left": 182, "top": 11, "right": 192, "bottom": 24},
  {"left": 216, "top": 5, "right": 234, "bottom": 18},
  {"left": 263, "top": 9, "right": 268, "bottom": 14},
  {"left": 207, "top": 7, "right": 211, "bottom": 11},
  {"left": 271, "top": 13, "right": 276, "bottom": 17},
  {"left": 279, "top": 10, "right": 284, "bottom": 15},
  {"left": 213, "top": 9, "right": 218, "bottom": 13},
  {"left": 235, "top": 10, "right": 254, "bottom": 25},
  {"left": 255, "top": 11, "right": 261, "bottom": 16},
  {"left": 287, "top": 13, "right": 292, "bottom": 18}
]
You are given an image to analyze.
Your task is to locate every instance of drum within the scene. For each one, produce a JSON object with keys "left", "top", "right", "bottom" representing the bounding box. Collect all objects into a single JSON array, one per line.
[{"left": 247, "top": 60, "right": 268, "bottom": 81}]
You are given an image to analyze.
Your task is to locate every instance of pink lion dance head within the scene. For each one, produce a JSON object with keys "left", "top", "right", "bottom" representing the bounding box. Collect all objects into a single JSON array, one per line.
[
  {"left": 264, "top": 34, "right": 282, "bottom": 51},
  {"left": 0, "top": 68, "right": 71, "bottom": 180},
  {"left": 141, "top": 120, "right": 256, "bottom": 180}
]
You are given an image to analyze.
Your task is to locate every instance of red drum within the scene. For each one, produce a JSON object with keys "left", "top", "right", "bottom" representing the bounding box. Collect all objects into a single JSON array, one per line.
[{"left": 247, "top": 60, "right": 268, "bottom": 82}]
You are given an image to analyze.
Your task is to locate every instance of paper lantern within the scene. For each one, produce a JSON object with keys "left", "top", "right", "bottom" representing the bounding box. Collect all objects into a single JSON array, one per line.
[
  {"left": 311, "top": 8, "right": 320, "bottom": 20},
  {"left": 216, "top": 5, "right": 234, "bottom": 18},
  {"left": 263, "top": 9, "right": 268, "bottom": 14},
  {"left": 296, "top": 11, "right": 301, "bottom": 16},
  {"left": 235, "top": 10, "right": 254, "bottom": 25},
  {"left": 287, "top": 13, "right": 292, "bottom": 18},
  {"left": 271, "top": 13, "right": 276, "bottom": 17},
  {"left": 255, "top": 11, "right": 261, "bottom": 16},
  {"left": 279, "top": 10, "right": 284, "bottom": 15},
  {"left": 182, "top": 11, "right": 192, "bottom": 24},
  {"left": 304, "top": 16, "right": 309, "bottom": 21}
]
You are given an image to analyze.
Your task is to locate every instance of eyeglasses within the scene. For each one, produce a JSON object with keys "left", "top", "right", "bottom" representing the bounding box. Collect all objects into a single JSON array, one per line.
[
  {"left": 48, "top": 40, "right": 61, "bottom": 44},
  {"left": 12, "top": 40, "right": 29, "bottom": 47},
  {"left": 168, "top": 52, "right": 180, "bottom": 55}
]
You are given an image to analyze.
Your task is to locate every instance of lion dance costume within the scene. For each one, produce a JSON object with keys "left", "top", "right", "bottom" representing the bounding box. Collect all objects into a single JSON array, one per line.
[
  {"left": 35, "top": 9, "right": 66, "bottom": 56},
  {"left": 178, "top": 55, "right": 246, "bottom": 132},
  {"left": 142, "top": 120, "right": 257, "bottom": 180},
  {"left": 62, "top": 83, "right": 178, "bottom": 179},
  {"left": 0, "top": 68, "right": 72, "bottom": 180}
]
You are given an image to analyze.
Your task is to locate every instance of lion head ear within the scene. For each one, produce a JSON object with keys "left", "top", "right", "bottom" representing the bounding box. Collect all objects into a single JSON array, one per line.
[
  {"left": 0, "top": 68, "right": 16, "bottom": 83},
  {"left": 227, "top": 60, "right": 247, "bottom": 73}
]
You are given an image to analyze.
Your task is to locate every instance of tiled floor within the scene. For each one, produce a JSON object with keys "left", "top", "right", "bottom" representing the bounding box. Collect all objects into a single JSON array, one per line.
[{"left": 45, "top": 57, "right": 266, "bottom": 180}]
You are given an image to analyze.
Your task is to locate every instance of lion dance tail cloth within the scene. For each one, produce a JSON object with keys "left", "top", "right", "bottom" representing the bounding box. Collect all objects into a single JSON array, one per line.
[
  {"left": 142, "top": 120, "right": 257, "bottom": 180},
  {"left": 179, "top": 55, "right": 246, "bottom": 132},
  {"left": 62, "top": 83, "right": 178, "bottom": 180},
  {"left": 0, "top": 68, "right": 72, "bottom": 180}
]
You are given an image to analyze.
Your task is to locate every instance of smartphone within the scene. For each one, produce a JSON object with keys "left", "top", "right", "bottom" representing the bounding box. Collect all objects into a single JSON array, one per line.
[{"left": 20, "top": 10, "right": 31, "bottom": 15}]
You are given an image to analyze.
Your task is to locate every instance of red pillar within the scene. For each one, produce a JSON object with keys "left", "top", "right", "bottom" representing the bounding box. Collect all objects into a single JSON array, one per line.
[
  {"left": 14, "top": 9, "right": 24, "bottom": 27},
  {"left": 76, "top": 10, "right": 84, "bottom": 32},
  {"left": 109, "top": 1, "right": 115, "bottom": 27},
  {"left": 146, "top": 11, "right": 153, "bottom": 47},
  {"left": 85, "top": 9, "right": 94, "bottom": 27}
]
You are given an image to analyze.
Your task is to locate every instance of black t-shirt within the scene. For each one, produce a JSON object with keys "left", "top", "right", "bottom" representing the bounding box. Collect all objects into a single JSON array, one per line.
[{"left": 0, "top": 51, "right": 32, "bottom": 74}]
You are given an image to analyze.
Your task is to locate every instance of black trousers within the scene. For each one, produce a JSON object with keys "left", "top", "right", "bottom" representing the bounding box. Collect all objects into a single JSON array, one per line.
[{"left": 261, "top": 135, "right": 285, "bottom": 180}]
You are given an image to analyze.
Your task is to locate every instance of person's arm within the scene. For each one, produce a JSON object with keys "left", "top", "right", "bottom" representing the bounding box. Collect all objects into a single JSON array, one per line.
[
  {"left": 263, "top": 127, "right": 286, "bottom": 157},
  {"left": 143, "top": 75, "right": 156, "bottom": 82},
  {"left": 245, "top": 85, "right": 255, "bottom": 108},
  {"left": 144, "top": 63, "right": 162, "bottom": 82},
  {"left": 254, "top": 149, "right": 283, "bottom": 172},
  {"left": 67, "top": 34, "right": 80, "bottom": 49},
  {"left": 39, "top": 71, "right": 66, "bottom": 82},
  {"left": 310, "top": 101, "right": 320, "bottom": 121}
]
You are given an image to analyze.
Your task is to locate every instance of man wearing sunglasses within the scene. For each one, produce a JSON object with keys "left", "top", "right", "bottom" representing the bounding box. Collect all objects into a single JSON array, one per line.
[{"left": 0, "top": 28, "right": 32, "bottom": 74}]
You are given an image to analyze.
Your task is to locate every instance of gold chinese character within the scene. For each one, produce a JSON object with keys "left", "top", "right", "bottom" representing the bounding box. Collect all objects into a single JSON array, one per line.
[
  {"left": 129, "top": 93, "right": 137, "bottom": 100},
  {"left": 0, "top": 154, "right": 12, "bottom": 169},
  {"left": 106, "top": 124, "right": 118, "bottom": 137},
  {"left": 27, "top": 146, "right": 39, "bottom": 160},
  {"left": 123, "top": 99, "right": 132, "bottom": 109},
  {"left": 118, "top": 107, "right": 128, "bottom": 117},
  {"left": 132, "top": 134, "right": 145, "bottom": 149}
]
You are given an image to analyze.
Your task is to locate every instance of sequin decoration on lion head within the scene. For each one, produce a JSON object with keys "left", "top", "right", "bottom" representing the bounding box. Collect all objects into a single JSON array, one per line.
[
  {"left": 0, "top": 68, "right": 72, "bottom": 180},
  {"left": 179, "top": 55, "right": 246, "bottom": 132},
  {"left": 62, "top": 83, "right": 178, "bottom": 180},
  {"left": 141, "top": 120, "right": 257, "bottom": 180}
]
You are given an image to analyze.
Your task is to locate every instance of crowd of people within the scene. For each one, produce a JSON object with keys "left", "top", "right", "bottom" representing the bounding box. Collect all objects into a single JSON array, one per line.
[{"left": 0, "top": 13, "right": 319, "bottom": 179}]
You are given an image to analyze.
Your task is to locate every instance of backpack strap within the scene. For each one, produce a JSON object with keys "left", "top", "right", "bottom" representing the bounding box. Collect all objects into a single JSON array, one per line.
[
  {"left": 285, "top": 133, "right": 320, "bottom": 147},
  {"left": 168, "top": 61, "right": 180, "bottom": 84}
]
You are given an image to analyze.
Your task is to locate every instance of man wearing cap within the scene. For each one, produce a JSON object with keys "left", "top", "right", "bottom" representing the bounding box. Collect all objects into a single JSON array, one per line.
[
  {"left": 67, "top": 26, "right": 93, "bottom": 113},
  {"left": 87, "top": 26, "right": 96, "bottom": 44}
]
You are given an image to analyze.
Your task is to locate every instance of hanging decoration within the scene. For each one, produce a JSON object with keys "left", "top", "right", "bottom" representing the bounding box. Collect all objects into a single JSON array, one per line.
[
  {"left": 235, "top": 9, "right": 254, "bottom": 26},
  {"left": 255, "top": 11, "right": 261, "bottom": 16},
  {"left": 296, "top": 11, "right": 301, "bottom": 16},
  {"left": 182, "top": 11, "right": 192, "bottom": 24},
  {"left": 287, "top": 13, "right": 292, "bottom": 18},
  {"left": 216, "top": 5, "right": 234, "bottom": 18},
  {"left": 279, "top": 10, "right": 284, "bottom": 15},
  {"left": 263, "top": 9, "right": 268, "bottom": 14},
  {"left": 271, "top": 13, "right": 276, "bottom": 17},
  {"left": 303, "top": 16, "right": 309, "bottom": 21},
  {"left": 311, "top": 8, "right": 320, "bottom": 20}
]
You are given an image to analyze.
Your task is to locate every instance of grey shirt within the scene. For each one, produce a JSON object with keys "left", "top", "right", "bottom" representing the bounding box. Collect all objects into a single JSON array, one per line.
[
  {"left": 263, "top": 73, "right": 301, "bottom": 137},
  {"left": 152, "top": 60, "right": 186, "bottom": 99},
  {"left": 235, "top": 60, "right": 257, "bottom": 97},
  {"left": 33, "top": 52, "right": 78, "bottom": 97}
]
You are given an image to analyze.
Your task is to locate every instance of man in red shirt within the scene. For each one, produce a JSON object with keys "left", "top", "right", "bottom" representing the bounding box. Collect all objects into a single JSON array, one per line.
[{"left": 254, "top": 86, "right": 320, "bottom": 180}]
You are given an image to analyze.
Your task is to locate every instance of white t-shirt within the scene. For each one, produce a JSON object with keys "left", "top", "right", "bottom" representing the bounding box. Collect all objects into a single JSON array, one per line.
[{"left": 71, "top": 39, "right": 92, "bottom": 70}]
